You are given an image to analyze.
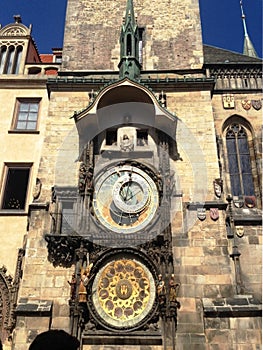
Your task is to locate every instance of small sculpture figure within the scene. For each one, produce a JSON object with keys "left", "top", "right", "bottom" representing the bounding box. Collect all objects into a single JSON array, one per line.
[
  {"left": 157, "top": 274, "right": 166, "bottom": 306},
  {"left": 49, "top": 201, "right": 57, "bottom": 234},
  {"left": 120, "top": 134, "right": 134, "bottom": 152},
  {"left": 213, "top": 178, "right": 223, "bottom": 198},
  {"left": 86, "top": 166, "right": 94, "bottom": 195},
  {"left": 78, "top": 264, "right": 93, "bottom": 303},
  {"left": 79, "top": 271, "right": 88, "bottom": 303},
  {"left": 68, "top": 273, "right": 77, "bottom": 300},
  {"left": 78, "top": 162, "right": 87, "bottom": 194},
  {"left": 33, "top": 178, "right": 42, "bottom": 201},
  {"left": 166, "top": 170, "right": 175, "bottom": 196},
  {"left": 169, "top": 274, "right": 178, "bottom": 303},
  {"left": 168, "top": 274, "right": 181, "bottom": 315},
  {"left": 157, "top": 171, "right": 163, "bottom": 195}
]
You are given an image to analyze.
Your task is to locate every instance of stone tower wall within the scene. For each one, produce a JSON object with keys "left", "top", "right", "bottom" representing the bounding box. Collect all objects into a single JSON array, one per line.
[{"left": 62, "top": 0, "right": 203, "bottom": 71}]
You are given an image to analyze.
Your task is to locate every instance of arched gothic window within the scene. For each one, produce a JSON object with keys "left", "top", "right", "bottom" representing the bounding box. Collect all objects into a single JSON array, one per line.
[
  {"left": 0, "top": 46, "right": 7, "bottom": 73},
  {"left": 0, "top": 45, "right": 23, "bottom": 74},
  {"left": 13, "top": 46, "right": 23, "bottom": 74},
  {"left": 226, "top": 123, "right": 255, "bottom": 197},
  {"left": 6, "top": 45, "right": 15, "bottom": 74},
  {"left": 126, "top": 34, "right": 132, "bottom": 56}
]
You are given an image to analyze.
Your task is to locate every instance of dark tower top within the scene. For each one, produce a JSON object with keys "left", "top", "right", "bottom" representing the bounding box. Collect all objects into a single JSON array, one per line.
[
  {"left": 118, "top": 0, "right": 141, "bottom": 80},
  {"left": 240, "top": 0, "right": 258, "bottom": 58}
]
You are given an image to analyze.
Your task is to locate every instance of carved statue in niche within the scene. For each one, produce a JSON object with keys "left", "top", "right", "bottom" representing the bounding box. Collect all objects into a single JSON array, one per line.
[
  {"left": 165, "top": 170, "right": 175, "bottom": 197},
  {"left": 78, "top": 271, "right": 88, "bottom": 302},
  {"left": 33, "top": 178, "right": 42, "bottom": 201},
  {"left": 49, "top": 187, "right": 57, "bottom": 234},
  {"left": 213, "top": 178, "right": 223, "bottom": 198},
  {"left": 86, "top": 166, "right": 94, "bottom": 195},
  {"left": 78, "top": 263, "right": 93, "bottom": 303},
  {"left": 78, "top": 141, "right": 94, "bottom": 196},
  {"left": 120, "top": 134, "right": 134, "bottom": 152},
  {"left": 168, "top": 274, "right": 181, "bottom": 313},
  {"left": 0, "top": 251, "right": 24, "bottom": 343},
  {"left": 157, "top": 274, "right": 166, "bottom": 307},
  {"left": 68, "top": 273, "right": 77, "bottom": 301},
  {"left": 78, "top": 162, "right": 87, "bottom": 195}
]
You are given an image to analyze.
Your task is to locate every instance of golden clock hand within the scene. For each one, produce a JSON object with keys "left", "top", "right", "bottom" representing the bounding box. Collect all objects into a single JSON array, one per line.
[
  {"left": 125, "top": 189, "right": 142, "bottom": 202},
  {"left": 118, "top": 208, "right": 124, "bottom": 225},
  {"left": 123, "top": 180, "right": 131, "bottom": 202}
]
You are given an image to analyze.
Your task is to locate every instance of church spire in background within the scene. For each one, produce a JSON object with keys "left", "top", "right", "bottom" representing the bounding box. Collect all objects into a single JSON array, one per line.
[{"left": 240, "top": 0, "right": 258, "bottom": 58}]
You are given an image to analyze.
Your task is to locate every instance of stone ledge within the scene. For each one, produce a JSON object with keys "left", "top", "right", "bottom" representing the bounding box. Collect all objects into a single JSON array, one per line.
[
  {"left": 28, "top": 202, "right": 49, "bottom": 212},
  {"left": 186, "top": 201, "right": 228, "bottom": 211},
  {"left": 202, "top": 296, "right": 262, "bottom": 318},
  {"left": 16, "top": 299, "right": 53, "bottom": 317},
  {"left": 82, "top": 330, "right": 162, "bottom": 345}
]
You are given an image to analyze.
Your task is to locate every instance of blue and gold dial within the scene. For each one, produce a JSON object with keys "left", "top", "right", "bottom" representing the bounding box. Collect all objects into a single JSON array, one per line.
[{"left": 93, "top": 165, "right": 159, "bottom": 234}]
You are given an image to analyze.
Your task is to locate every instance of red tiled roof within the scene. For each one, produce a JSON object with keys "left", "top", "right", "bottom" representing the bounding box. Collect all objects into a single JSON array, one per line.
[{"left": 40, "top": 54, "right": 53, "bottom": 63}]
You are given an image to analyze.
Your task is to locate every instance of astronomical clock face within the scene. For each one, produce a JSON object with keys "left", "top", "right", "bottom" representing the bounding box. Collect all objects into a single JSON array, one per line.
[
  {"left": 92, "top": 258, "right": 156, "bottom": 329},
  {"left": 92, "top": 164, "right": 159, "bottom": 234}
]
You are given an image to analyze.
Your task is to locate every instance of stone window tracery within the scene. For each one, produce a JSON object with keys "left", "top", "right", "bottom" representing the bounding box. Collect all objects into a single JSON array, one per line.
[
  {"left": 0, "top": 44, "right": 23, "bottom": 74},
  {"left": 225, "top": 123, "right": 255, "bottom": 197}
]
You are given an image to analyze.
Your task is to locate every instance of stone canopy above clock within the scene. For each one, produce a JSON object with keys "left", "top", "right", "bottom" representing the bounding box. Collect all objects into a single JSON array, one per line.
[{"left": 73, "top": 78, "right": 178, "bottom": 161}]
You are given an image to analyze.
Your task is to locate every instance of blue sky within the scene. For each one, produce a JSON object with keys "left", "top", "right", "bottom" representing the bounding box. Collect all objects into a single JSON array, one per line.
[{"left": 0, "top": 0, "right": 262, "bottom": 57}]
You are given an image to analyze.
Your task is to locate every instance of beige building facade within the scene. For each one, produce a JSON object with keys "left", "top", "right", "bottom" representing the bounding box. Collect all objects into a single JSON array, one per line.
[{"left": 0, "top": 1, "right": 262, "bottom": 349}]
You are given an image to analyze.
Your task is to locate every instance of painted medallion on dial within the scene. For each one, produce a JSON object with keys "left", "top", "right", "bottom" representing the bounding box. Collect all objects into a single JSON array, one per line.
[{"left": 92, "top": 258, "right": 156, "bottom": 328}]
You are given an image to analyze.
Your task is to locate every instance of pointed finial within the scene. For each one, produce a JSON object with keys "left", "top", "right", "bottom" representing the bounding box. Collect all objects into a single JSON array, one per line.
[
  {"left": 239, "top": 1, "right": 258, "bottom": 57},
  {"left": 240, "top": 1, "right": 248, "bottom": 36},
  {"left": 13, "top": 15, "right": 22, "bottom": 24},
  {"left": 124, "top": 0, "right": 136, "bottom": 26}
]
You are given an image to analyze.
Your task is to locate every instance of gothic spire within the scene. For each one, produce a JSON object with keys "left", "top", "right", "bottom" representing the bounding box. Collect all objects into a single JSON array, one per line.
[
  {"left": 239, "top": 0, "right": 258, "bottom": 58},
  {"left": 118, "top": 0, "right": 141, "bottom": 80},
  {"left": 124, "top": 0, "right": 136, "bottom": 30}
]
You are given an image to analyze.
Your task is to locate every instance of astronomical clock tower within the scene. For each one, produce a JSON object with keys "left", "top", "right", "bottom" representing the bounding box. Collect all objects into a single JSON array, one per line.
[
  {"left": 10, "top": 0, "right": 262, "bottom": 349},
  {"left": 47, "top": 0, "right": 196, "bottom": 346},
  {"left": 57, "top": 0, "right": 185, "bottom": 341}
]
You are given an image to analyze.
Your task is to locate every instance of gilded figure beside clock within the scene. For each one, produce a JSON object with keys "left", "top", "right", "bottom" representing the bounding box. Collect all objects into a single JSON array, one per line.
[{"left": 92, "top": 163, "right": 160, "bottom": 234}]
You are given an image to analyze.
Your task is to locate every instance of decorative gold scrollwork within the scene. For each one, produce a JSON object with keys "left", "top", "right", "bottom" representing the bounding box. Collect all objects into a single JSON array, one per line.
[{"left": 92, "top": 258, "right": 155, "bottom": 328}]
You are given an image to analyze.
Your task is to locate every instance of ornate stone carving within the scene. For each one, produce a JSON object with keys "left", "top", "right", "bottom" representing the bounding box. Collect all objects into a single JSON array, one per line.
[
  {"left": 78, "top": 142, "right": 94, "bottom": 196},
  {"left": 197, "top": 208, "right": 206, "bottom": 221},
  {"left": 222, "top": 94, "right": 235, "bottom": 109},
  {"left": 45, "top": 235, "right": 80, "bottom": 268},
  {"left": 33, "top": 178, "right": 42, "bottom": 201},
  {"left": 210, "top": 66, "right": 262, "bottom": 91},
  {"left": 213, "top": 178, "right": 223, "bottom": 198},
  {"left": 241, "top": 99, "right": 252, "bottom": 110},
  {"left": 252, "top": 100, "right": 262, "bottom": 110},
  {"left": 0, "top": 249, "right": 24, "bottom": 342},
  {"left": 120, "top": 134, "right": 134, "bottom": 152},
  {"left": 210, "top": 208, "right": 219, "bottom": 221},
  {"left": 0, "top": 21, "right": 30, "bottom": 37},
  {"left": 0, "top": 266, "right": 13, "bottom": 341}
]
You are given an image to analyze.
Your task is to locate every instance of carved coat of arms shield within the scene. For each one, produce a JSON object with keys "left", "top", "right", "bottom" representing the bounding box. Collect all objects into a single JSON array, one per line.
[
  {"left": 210, "top": 208, "right": 219, "bottom": 221},
  {"left": 222, "top": 94, "right": 235, "bottom": 109},
  {"left": 241, "top": 99, "right": 252, "bottom": 110},
  {"left": 197, "top": 208, "right": 206, "bottom": 221},
  {"left": 233, "top": 196, "right": 244, "bottom": 208},
  {"left": 252, "top": 100, "right": 262, "bottom": 110},
  {"left": 244, "top": 196, "right": 256, "bottom": 208}
]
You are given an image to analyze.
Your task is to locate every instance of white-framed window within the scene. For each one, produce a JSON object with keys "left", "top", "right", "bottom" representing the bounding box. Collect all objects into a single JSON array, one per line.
[{"left": 13, "top": 98, "right": 40, "bottom": 131}]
